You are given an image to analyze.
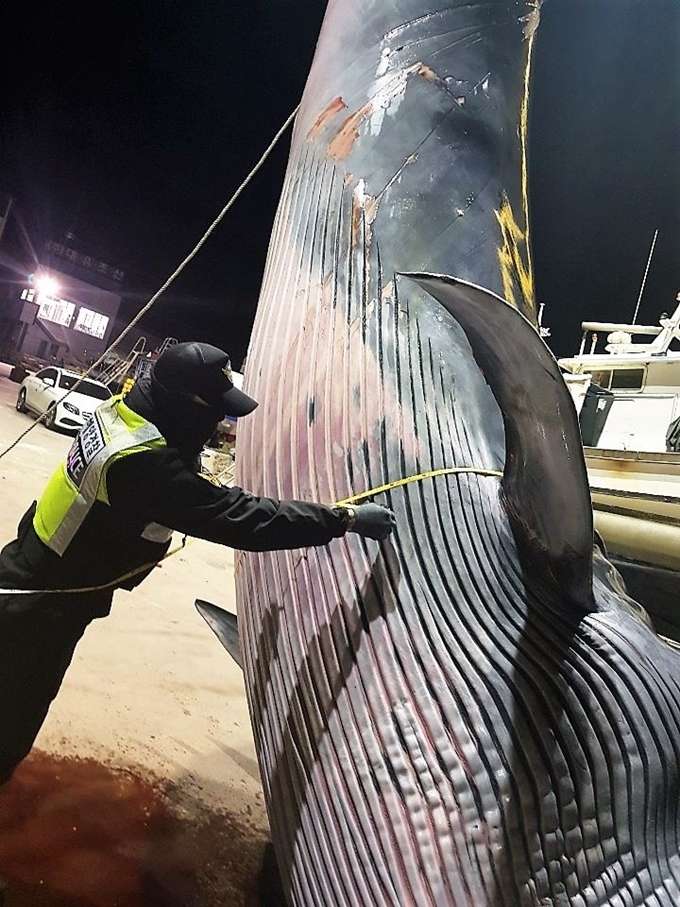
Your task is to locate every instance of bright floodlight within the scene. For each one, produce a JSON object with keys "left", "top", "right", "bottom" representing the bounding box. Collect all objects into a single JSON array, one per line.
[{"left": 35, "top": 275, "right": 59, "bottom": 296}]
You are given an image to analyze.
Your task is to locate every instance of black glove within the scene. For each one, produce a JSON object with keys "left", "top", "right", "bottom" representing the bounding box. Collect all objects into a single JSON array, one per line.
[{"left": 344, "top": 503, "right": 396, "bottom": 540}]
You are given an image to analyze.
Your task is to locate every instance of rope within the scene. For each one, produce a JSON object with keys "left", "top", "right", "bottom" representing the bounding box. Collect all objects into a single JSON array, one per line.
[
  {"left": 0, "top": 466, "right": 502, "bottom": 595},
  {"left": 0, "top": 103, "right": 301, "bottom": 462}
]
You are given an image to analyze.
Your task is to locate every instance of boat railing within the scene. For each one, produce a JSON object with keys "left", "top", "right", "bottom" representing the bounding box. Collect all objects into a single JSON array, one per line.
[{"left": 577, "top": 300, "right": 680, "bottom": 357}]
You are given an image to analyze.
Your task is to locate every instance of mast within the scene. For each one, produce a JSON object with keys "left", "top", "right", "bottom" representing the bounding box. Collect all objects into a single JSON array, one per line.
[{"left": 632, "top": 228, "right": 659, "bottom": 324}]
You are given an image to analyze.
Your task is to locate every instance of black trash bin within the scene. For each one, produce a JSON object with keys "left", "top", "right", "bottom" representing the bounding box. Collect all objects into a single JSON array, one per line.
[
  {"left": 9, "top": 365, "right": 28, "bottom": 384},
  {"left": 579, "top": 382, "right": 614, "bottom": 447},
  {"left": 667, "top": 415, "right": 680, "bottom": 452}
]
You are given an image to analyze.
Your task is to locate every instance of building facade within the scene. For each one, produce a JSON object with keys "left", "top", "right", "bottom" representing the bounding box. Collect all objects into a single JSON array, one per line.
[{"left": 1, "top": 227, "right": 123, "bottom": 368}]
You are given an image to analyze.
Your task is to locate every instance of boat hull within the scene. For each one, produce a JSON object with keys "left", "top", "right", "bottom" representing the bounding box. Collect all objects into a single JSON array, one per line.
[{"left": 585, "top": 446, "right": 680, "bottom": 638}]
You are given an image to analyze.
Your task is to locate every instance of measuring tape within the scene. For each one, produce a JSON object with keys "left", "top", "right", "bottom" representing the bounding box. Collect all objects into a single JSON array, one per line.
[
  {"left": 0, "top": 466, "right": 502, "bottom": 595},
  {"left": 335, "top": 466, "right": 502, "bottom": 506},
  {"left": 0, "top": 537, "right": 192, "bottom": 596}
]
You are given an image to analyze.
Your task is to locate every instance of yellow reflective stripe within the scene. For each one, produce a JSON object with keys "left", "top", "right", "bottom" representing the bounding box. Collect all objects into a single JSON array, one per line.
[
  {"left": 33, "top": 396, "right": 164, "bottom": 556},
  {"left": 75, "top": 416, "right": 162, "bottom": 510},
  {"left": 57, "top": 411, "right": 127, "bottom": 547},
  {"left": 113, "top": 396, "right": 153, "bottom": 432},
  {"left": 33, "top": 463, "right": 78, "bottom": 546}
]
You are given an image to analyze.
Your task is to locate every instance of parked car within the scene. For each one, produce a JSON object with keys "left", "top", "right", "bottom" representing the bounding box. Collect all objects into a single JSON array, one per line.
[{"left": 15, "top": 366, "right": 112, "bottom": 431}]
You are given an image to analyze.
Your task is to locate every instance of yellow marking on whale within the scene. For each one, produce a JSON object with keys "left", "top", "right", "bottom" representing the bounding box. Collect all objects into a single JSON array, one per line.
[
  {"left": 519, "top": 8, "right": 539, "bottom": 322},
  {"left": 494, "top": 192, "right": 534, "bottom": 316},
  {"left": 494, "top": 10, "right": 541, "bottom": 321}
]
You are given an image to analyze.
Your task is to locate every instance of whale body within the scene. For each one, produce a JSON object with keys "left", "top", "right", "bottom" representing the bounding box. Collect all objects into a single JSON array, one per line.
[{"left": 201, "top": 2, "right": 680, "bottom": 904}]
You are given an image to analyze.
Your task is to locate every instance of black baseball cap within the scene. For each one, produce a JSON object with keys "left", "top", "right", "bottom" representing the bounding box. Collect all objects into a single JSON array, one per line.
[{"left": 152, "top": 341, "right": 258, "bottom": 417}]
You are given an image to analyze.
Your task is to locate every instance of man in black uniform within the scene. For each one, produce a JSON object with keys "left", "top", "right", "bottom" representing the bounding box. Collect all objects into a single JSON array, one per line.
[{"left": 0, "top": 341, "right": 395, "bottom": 790}]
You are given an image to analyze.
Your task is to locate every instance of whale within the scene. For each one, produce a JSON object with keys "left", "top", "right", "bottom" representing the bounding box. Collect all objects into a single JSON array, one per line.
[{"left": 199, "top": 1, "right": 680, "bottom": 904}]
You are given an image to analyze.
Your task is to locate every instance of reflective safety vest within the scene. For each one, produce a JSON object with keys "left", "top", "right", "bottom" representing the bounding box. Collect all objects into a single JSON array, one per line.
[{"left": 34, "top": 395, "right": 166, "bottom": 556}]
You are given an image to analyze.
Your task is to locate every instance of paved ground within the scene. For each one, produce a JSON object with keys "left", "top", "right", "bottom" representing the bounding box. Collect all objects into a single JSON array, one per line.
[{"left": 0, "top": 375, "right": 274, "bottom": 906}]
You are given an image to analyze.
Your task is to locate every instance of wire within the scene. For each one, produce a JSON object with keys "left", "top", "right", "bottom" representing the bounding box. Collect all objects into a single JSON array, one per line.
[{"left": 0, "top": 103, "right": 301, "bottom": 462}]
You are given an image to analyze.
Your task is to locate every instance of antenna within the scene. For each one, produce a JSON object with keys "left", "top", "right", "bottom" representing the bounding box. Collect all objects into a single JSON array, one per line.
[{"left": 632, "top": 228, "right": 659, "bottom": 324}]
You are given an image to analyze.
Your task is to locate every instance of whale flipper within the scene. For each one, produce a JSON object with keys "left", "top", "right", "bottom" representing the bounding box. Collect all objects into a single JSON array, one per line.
[
  {"left": 195, "top": 599, "right": 243, "bottom": 670},
  {"left": 406, "top": 273, "right": 594, "bottom": 607}
]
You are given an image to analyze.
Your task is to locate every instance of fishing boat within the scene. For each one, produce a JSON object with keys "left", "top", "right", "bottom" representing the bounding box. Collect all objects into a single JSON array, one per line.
[{"left": 557, "top": 293, "right": 680, "bottom": 637}]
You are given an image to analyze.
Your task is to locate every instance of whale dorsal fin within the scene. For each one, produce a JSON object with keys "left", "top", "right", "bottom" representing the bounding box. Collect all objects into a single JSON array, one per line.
[
  {"left": 405, "top": 273, "right": 594, "bottom": 607},
  {"left": 195, "top": 599, "right": 243, "bottom": 669}
]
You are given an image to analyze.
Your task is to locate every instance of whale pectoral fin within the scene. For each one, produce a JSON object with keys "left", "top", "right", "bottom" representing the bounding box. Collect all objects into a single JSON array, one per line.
[
  {"left": 195, "top": 599, "right": 243, "bottom": 669},
  {"left": 404, "top": 273, "right": 594, "bottom": 608}
]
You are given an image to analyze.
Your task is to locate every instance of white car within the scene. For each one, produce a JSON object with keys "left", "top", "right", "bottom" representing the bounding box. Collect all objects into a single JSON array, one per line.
[{"left": 16, "top": 366, "right": 112, "bottom": 431}]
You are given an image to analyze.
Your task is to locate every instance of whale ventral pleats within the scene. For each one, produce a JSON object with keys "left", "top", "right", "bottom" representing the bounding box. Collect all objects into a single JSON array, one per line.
[{"left": 405, "top": 272, "right": 594, "bottom": 609}]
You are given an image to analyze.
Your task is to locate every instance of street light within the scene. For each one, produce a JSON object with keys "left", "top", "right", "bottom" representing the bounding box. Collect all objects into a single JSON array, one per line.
[{"left": 35, "top": 275, "right": 59, "bottom": 297}]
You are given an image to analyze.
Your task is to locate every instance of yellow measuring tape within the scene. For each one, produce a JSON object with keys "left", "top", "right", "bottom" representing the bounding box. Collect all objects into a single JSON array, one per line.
[
  {"left": 0, "top": 466, "right": 502, "bottom": 596},
  {"left": 335, "top": 466, "right": 502, "bottom": 507},
  {"left": 0, "top": 537, "right": 193, "bottom": 596}
]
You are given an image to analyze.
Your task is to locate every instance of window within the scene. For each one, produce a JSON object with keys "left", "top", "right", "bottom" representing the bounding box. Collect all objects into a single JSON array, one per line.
[
  {"left": 38, "top": 368, "right": 57, "bottom": 383},
  {"left": 20, "top": 288, "right": 35, "bottom": 301},
  {"left": 57, "top": 372, "right": 78, "bottom": 389},
  {"left": 589, "top": 370, "right": 611, "bottom": 390},
  {"left": 74, "top": 307, "right": 109, "bottom": 339},
  {"left": 80, "top": 380, "right": 111, "bottom": 400},
  {"left": 57, "top": 372, "right": 111, "bottom": 399},
  {"left": 38, "top": 295, "right": 75, "bottom": 327},
  {"left": 589, "top": 368, "right": 644, "bottom": 391},
  {"left": 610, "top": 369, "right": 644, "bottom": 390}
]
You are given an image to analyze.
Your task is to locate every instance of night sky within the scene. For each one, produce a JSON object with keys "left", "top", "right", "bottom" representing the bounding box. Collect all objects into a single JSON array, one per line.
[{"left": 1, "top": 1, "right": 678, "bottom": 366}]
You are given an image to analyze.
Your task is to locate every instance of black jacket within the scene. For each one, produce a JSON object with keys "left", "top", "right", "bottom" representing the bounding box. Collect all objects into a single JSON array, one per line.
[{"left": 0, "top": 383, "right": 346, "bottom": 617}]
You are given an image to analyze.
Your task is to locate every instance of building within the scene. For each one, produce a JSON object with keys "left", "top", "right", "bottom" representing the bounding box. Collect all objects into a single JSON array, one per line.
[
  {"left": 16, "top": 271, "right": 120, "bottom": 367},
  {"left": 13, "top": 239, "right": 123, "bottom": 368},
  {"left": 0, "top": 201, "right": 124, "bottom": 369}
]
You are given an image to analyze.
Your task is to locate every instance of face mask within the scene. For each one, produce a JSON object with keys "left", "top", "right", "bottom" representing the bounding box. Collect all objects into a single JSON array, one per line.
[
  {"left": 166, "top": 398, "right": 223, "bottom": 456},
  {"left": 129, "top": 374, "right": 225, "bottom": 458}
]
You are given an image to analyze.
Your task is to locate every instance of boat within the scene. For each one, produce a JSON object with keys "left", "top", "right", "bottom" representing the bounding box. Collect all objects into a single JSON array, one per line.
[{"left": 557, "top": 296, "right": 680, "bottom": 637}]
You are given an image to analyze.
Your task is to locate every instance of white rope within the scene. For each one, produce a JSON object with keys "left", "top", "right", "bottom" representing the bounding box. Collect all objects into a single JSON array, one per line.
[{"left": 0, "top": 103, "right": 301, "bottom": 461}]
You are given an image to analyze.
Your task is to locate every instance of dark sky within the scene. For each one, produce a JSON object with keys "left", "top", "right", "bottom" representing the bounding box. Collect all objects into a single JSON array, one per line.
[{"left": 1, "top": 1, "right": 678, "bottom": 365}]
